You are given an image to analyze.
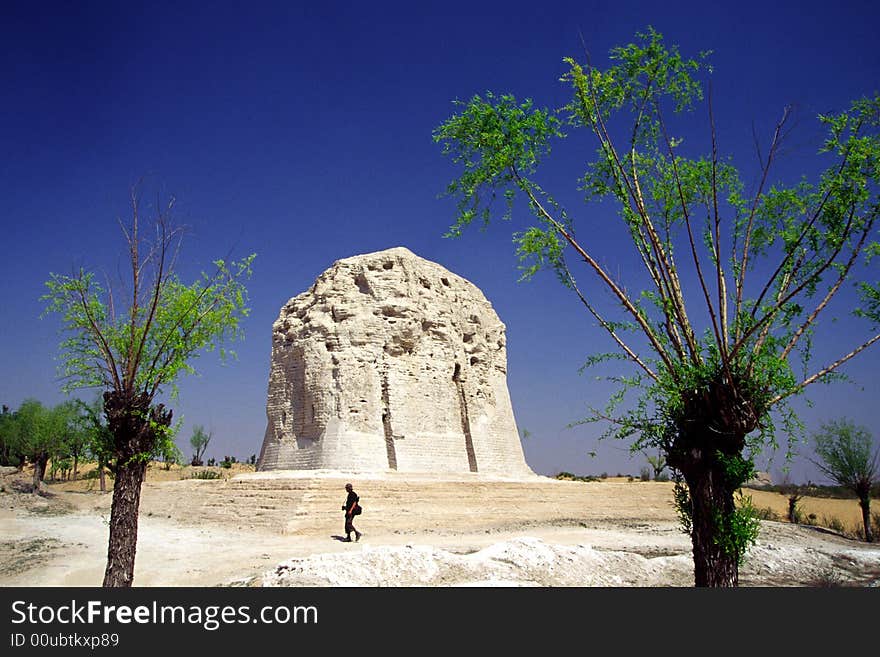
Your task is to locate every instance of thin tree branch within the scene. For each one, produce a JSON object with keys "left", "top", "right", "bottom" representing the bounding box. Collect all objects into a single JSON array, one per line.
[
  {"left": 780, "top": 218, "right": 875, "bottom": 360},
  {"left": 73, "top": 277, "right": 121, "bottom": 391},
  {"left": 769, "top": 333, "right": 880, "bottom": 406},
  {"left": 733, "top": 205, "right": 859, "bottom": 362},
  {"left": 559, "top": 256, "right": 659, "bottom": 381},
  {"left": 511, "top": 166, "right": 680, "bottom": 378},
  {"left": 735, "top": 106, "right": 791, "bottom": 334},
  {"left": 655, "top": 99, "right": 720, "bottom": 359}
]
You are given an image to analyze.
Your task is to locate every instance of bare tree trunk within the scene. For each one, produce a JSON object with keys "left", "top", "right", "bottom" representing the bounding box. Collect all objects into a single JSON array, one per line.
[
  {"left": 32, "top": 451, "right": 49, "bottom": 493},
  {"left": 683, "top": 464, "right": 740, "bottom": 587},
  {"left": 99, "top": 463, "right": 107, "bottom": 493},
  {"left": 788, "top": 495, "right": 802, "bottom": 524},
  {"left": 859, "top": 498, "right": 874, "bottom": 543},
  {"left": 102, "top": 390, "right": 172, "bottom": 587},
  {"left": 102, "top": 458, "right": 147, "bottom": 587}
]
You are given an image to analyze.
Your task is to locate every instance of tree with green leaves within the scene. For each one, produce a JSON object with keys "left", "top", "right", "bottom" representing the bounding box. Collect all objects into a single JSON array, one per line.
[
  {"left": 434, "top": 28, "right": 880, "bottom": 586},
  {"left": 9, "top": 399, "right": 52, "bottom": 490},
  {"left": 643, "top": 448, "right": 668, "bottom": 481},
  {"left": 76, "top": 396, "right": 114, "bottom": 493},
  {"left": 189, "top": 424, "right": 212, "bottom": 466},
  {"left": 42, "top": 185, "right": 254, "bottom": 587},
  {"left": 0, "top": 404, "right": 23, "bottom": 467},
  {"left": 9, "top": 399, "right": 79, "bottom": 491},
  {"left": 811, "top": 419, "right": 878, "bottom": 542}
]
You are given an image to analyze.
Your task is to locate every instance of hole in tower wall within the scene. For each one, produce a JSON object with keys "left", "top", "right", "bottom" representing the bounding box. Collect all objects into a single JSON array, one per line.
[
  {"left": 354, "top": 273, "right": 371, "bottom": 295},
  {"left": 441, "top": 277, "right": 450, "bottom": 287},
  {"left": 383, "top": 261, "right": 394, "bottom": 270}
]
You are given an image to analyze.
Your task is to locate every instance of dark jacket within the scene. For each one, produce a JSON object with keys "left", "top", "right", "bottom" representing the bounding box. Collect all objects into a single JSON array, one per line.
[{"left": 344, "top": 490, "right": 359, "bottom": 515}]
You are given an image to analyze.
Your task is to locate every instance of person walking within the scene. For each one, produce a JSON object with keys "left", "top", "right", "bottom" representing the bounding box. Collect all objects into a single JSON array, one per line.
[{"left": 342, "top": 483, "right": 362, "bottom": 542}]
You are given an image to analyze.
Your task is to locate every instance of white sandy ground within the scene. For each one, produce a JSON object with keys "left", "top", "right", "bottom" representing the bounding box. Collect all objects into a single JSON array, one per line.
[{"left": 1, "top": 468, "right": 879, "bottom": 587}]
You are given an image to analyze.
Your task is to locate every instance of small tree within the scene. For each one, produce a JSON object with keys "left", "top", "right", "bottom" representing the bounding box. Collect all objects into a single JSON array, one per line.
[
  {"left": 644, "top": 449, "right": 668, "bottom": 481},
  {"left": 157, "top": 436, "right": 183, "bottom": 471},
  {"left": 77, "top": 396, "right": 114, "bottom": 493},
  {"left": 779, "top": 472, "right": 804, "bottom": 524},
  {"left": 189, "top": 425, "right": 212, "bottom": 466},
  {"left": 42, "top": 185, "right": 254, "bottom": 586},
  {"left": 811, "top": 419, "right": 878, "bottom": 542},
  {"left": 13, "top": 399, "right": 76, "bottom": 492},
  {"left": 0, "top": 404, "right": 24, "bottom": 468},
  {"left": 61, "top": 399, "right": 92, "bottom": 482}
]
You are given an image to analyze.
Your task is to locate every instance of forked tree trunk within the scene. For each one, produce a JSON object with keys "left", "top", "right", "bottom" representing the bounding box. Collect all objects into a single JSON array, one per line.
[
  {"left": 103, "top": 458, "right": 148, "bottom": 587},
  {"left": 682, "top": 463, "right": 740, "bottom": 587}
]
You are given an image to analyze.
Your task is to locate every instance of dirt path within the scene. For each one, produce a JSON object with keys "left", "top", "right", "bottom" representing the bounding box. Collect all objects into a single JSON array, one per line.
[{"left": 2, "top": 468, "right": 879, "bottom": 587}]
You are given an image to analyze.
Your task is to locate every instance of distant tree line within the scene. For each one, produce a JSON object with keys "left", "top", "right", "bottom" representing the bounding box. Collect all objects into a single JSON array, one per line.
[
  {"left": 0, "top": 397, "right": 116, "bottom": 492},
  {"left": 1, "top": 401, "right": 258, "bottom": 492}
]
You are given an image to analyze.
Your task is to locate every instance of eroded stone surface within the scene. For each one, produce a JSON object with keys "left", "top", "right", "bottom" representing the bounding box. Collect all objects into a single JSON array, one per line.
[{"left": 257, "top": 247, "right": 533, "bottom": 476}]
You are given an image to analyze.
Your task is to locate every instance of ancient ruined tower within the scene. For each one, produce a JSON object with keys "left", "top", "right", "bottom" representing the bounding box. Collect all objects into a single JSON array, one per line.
[{"left": 257, "top": 247, "right": 533, "bottom": 476}]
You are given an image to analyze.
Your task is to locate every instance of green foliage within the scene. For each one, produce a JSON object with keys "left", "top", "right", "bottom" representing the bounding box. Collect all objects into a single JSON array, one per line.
[
  {"left": 189, "top": 425, "right": 212, "bottom": 466},
  {"left": 811, "top": 419, "right": 879, "bottom": 495},
  {"left": 717, "top": 493, "right": 762, "bottom": 565},
  {"left": 554, "top": 471, "right": 599, "bottom": 482},
  {"left": 672, "top": 476, "right": 693, "bottom": 535},
  {"left": 43, "top": 255, "right": 255, "bottom": 401},
  {"left": 74, "top": 397, "right": 113, "bottom": 469},
  {"left": 433, "top": 91, "right": 564, "bottom": 239},
  {"left": 189, "top": 469, "right": 221, "bottom": 480},
  {"left": 754, "top": 506, "right": 779, "bottom": 521}
]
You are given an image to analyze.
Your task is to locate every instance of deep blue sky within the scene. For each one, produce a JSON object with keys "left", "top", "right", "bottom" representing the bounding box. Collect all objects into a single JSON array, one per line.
[{"left": 2, "top": 0, "right": 878, "bottom": 482}]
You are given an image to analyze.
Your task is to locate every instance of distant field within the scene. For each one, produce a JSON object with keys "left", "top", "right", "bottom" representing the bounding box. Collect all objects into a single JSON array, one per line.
[{"left": 745, "top": 488, "right": 876, "bottom": 538}]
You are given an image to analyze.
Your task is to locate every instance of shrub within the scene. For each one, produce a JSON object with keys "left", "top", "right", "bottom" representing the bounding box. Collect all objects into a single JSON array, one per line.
[
  {"left": 189, "top": 470, "right": 221, "bottom": 480},
  {"left": 823, "top": 515, "right": 847, "bottom": 534},
  {"left": 754, "top": 506, "right": 779, "bottom": 521},
  {"left": 655, "top": 472, "right": 670, "bottom": 482},
  {"left": 554, "top": 472, "right": 599, "bottom": 482},
  {"left": 639, "top": 467, "right": 651, "bottom": 482}
]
